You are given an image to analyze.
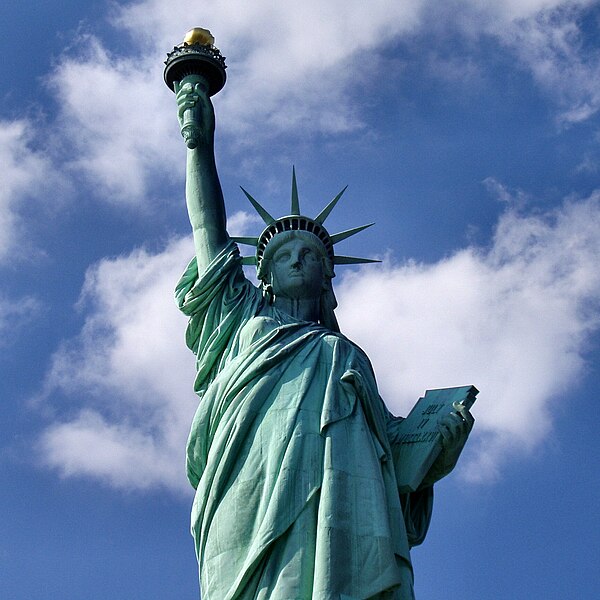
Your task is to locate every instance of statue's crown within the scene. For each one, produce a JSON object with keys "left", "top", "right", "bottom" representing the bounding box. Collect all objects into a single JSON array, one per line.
[{"left": 232, "top": 169, "right": 379, "bottom": 272}]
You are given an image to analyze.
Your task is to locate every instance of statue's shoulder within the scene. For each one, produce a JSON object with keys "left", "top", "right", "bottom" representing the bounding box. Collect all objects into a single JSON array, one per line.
[{"left": 238, "top": 314, "right": 279, "bottom": 348}]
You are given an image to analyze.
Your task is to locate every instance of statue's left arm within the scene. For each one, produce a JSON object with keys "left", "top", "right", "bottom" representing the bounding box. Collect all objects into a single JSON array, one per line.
[{"left": 385, "top": 403, "right": 474, "bottom": 546}]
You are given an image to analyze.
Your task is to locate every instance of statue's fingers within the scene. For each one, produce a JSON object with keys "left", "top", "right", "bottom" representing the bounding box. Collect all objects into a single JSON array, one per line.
[
  {"left": 176, "top": 97, "right": 196, "bottom": 112},
  {"left": 176, "top": 83, "right": 195, "bottom": 101},
  {"left": 177, "top": 103, "right": 193, "bottom": 118},
  {"left": 452, "top": 411, "right": 471, "bottom": 439},
  {"left": 454, "top": 403, "right": 475, "bottom": 430},
  {"left": 444, "top": 411, "right": 463, "bottom": 428},
  {"left": 176, "top": 87, "right": 198, "bottom": 99},
  {"left": 447, "top": 413, "right": 466, "bottom": 443},
  {"left": 182, "top": 97, "right": 199, "bottom": 108},
  {"left": 438, "top": 421, "right": 455, "bottom": 447},
  {"left": 174, "top": 80, "right": 184, "bottom": 94},
  {"left": 178, "top": 99, "right": 199, "bottom": 114}
]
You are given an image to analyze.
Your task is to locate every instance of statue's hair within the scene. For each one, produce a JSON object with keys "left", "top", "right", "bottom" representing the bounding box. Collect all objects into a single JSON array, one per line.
[{"left": 257, "top": 230, "right": 340, "bottom": 332}]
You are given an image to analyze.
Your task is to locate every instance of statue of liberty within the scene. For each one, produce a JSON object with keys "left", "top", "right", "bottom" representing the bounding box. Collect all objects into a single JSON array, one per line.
[{"left": 169, "top": 28, "right": 474, "bottom": 600}]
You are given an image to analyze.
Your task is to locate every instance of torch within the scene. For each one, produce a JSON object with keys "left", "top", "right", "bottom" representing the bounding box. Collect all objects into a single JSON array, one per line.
[{"left": 164, "top": 28, "right": 227, "bottom": 149}]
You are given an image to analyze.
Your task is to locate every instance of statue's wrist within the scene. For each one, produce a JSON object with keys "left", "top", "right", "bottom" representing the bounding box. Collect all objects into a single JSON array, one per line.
[
  {"left": 186, "top": 141, "right": 217, "bottom": 164},
  {"left": 180, "top": 123, "right": 214, "bottom": 150}
]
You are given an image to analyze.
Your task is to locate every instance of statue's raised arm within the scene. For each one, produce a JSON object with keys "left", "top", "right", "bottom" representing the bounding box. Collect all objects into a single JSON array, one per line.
[{"left": 175, "top": 76, "right": 228, "bottom": 272}]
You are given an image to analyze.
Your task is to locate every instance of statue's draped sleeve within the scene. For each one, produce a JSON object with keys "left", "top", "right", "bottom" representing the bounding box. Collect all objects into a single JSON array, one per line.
[
  {"left": 175, "top": 240, "right": 262, "bottom": 396},
  {"left": 342, "top": 367, "right": 434, "bottom": 551},
  {"left": 175, "top": 241, "right": 264, "bottom": 490},
  {"left": 386, "top": 414, "right": 434, "bottom": 548}
]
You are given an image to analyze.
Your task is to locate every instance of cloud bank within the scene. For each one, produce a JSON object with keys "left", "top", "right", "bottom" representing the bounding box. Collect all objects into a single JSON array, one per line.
[
  {"left": 0, "top": 120, "right": 65, "bottom": 264},
  {"left": 40, "top": 194, "right": 600, "bottom": 490},
  {"left": 39, "top": 235, "right": 196, "bottom": 492},
  {"left": 0, "top": 294, "right": 40, "bottom": 344},
  {"left": 42, "top": 0, "right": 600, "bottom": 202},
  {"left": 337, "top": 192, "right": 600, "bottom": 480},
  {"left": 49, "top": 35, "right": 181, "bottom": 205},
  {"left": 39, "top": 212, "right": 260, "bottom": 492},
  {"left": 487, "top": 1, "right": 600, "bottom": 125}
]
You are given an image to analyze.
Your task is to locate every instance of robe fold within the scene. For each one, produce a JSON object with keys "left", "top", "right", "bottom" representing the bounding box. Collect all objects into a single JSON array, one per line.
[{"left": 176, "top": 241, "right": 433, "bottom": 600}]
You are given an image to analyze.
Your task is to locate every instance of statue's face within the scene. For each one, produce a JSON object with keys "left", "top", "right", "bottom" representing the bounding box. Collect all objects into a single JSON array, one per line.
[{"left": 269, "top": 237, "right": 324, "bottom": 300}]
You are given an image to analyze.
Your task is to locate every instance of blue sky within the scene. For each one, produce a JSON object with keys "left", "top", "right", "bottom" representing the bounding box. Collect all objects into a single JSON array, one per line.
[{"left": 2, "top": 1, "right": 600, "bottom": 598}]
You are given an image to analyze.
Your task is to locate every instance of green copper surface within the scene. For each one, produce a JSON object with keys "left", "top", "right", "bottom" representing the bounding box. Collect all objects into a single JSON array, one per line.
[
  {"left": 169, "top": 41, "right": 475, "bottom": 599},
  {"left": 290, "top": 166, "right": 300, "bottom": 216},
  {"left": 240, "top": 186, "right": 275, "bottom": 225},
  {"left": 315, "top": 185, "right": 348, "bottom": 224}
]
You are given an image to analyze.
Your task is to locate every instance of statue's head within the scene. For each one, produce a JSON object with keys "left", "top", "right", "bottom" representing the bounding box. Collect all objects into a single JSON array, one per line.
[
  {"left": 258, "top": 230, "right": 334, "bottom": 288},
  {"left": 257, "top": 229, "right": 338, "bottom": 327},
  {"left": 232, "top": 169, "right": 379, "bottom": 331}
]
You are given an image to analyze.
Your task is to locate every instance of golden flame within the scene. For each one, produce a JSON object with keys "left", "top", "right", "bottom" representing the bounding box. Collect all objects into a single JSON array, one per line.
[{"left": 183, "top": 27, "right": 215, "bottom": 46}]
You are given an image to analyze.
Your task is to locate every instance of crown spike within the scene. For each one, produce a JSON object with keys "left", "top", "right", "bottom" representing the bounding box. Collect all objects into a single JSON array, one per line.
[
  {"left": 331, "top": 223, "right": 375, "bottom": 245},
  {"left": 240, "top": 256, "right": 258, "bottom": 266},
  {"left": 334, "top": 255, "right": 381, "bottom": 265},
  {"left": 231, "top": 236, "right": 259, "bottom": 246},
  {"left": 315, "top": 185, "right": 348, "bottom": 224},
  {"left": 240, "top": 186, "right": 275, "bottom": 225},
  {"left": 291, "top": 167, "right": 300, "bottom": 216}
]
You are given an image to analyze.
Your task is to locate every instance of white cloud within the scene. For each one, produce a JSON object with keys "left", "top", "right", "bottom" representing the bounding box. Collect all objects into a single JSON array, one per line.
[
  {"left": 0, "top": 294, "right": 40, "bottom": 343},
  {"left": 42, "top": 410, "right": 189, "bottom": 492},
  {"left": 39, "top": 212, "right": 260, "bottom": 492},
  {"left": 49, "top": 35, "right": 182, "bottom": 204},
  {"left": 0, "top": 120, "right": 65, "bottom": 264},
  {"left": 40, "top": 196, "right": 600, "bottom": 491},
  {"left": 484, "top": 2, "right": 600, "bottom": 126},
  {"left": 113, "top": 0, "right": 426, "bottom": 137},
  {"left": 227, "top": 209, "right": 263, "bottom": 235},
  {"left": 336, "top": 191, "right": 600, "bottom": 481},
  {"left": 483, "top": 177, "right": 531, "bottom": 209},
  {"left": 40, "top": 235, "right": 197, "bottom": 493},
  {"left": 43, "top": 0, "right": 600, "bottom": 205}
]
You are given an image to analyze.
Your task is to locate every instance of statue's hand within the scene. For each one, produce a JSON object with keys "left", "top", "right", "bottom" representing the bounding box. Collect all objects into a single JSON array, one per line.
[
  {"left": 426, "top": 403, "right": 474, "bottom": 483},
  {"left": 175, "top": 78, "right": 205, "bottom": 121},
  {"left": 174, "top": 76, "right": 215, "bottom": 148}
]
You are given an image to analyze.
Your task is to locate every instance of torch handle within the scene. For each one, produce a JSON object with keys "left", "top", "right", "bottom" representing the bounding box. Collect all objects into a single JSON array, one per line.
[{"left": 175, "top": 74, "right": 210, "bottom": 150}]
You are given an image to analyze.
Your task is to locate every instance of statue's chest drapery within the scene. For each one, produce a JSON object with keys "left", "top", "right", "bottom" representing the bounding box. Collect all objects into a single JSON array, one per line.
[
  {"left": 187, "top": 314, "right": 409, "bottom": 599},
  {"left": 198, "top": 312, "right": 366, "bottom": 446}
]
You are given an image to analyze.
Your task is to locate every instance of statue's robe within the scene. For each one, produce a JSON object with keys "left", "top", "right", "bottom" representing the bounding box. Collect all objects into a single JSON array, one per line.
[{"left": 176, "top": 241, "right": 433, "bottom": 600}]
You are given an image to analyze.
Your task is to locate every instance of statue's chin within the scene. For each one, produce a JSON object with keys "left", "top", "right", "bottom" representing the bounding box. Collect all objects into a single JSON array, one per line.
[{"left": 274, "top": 287, "right": 320, "bottom": 301}]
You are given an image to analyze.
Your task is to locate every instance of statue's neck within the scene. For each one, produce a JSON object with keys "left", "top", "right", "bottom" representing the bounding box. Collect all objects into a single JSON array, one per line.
[{"left": 273, "top": 295, "right": 320, "bottom": 323}]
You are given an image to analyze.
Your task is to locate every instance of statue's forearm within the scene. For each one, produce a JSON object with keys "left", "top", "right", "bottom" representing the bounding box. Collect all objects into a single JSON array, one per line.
[{"left": 186, "top": 145, "right": 229, "bottom": 272}]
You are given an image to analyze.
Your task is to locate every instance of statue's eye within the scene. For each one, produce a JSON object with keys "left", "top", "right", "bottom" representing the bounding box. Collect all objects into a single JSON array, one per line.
[
  {"left": 302, "top": 249, "right": 317, "bottom": 261},
  {"left": 275, "top": 251, "right": 291, "bottom": 263}
]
